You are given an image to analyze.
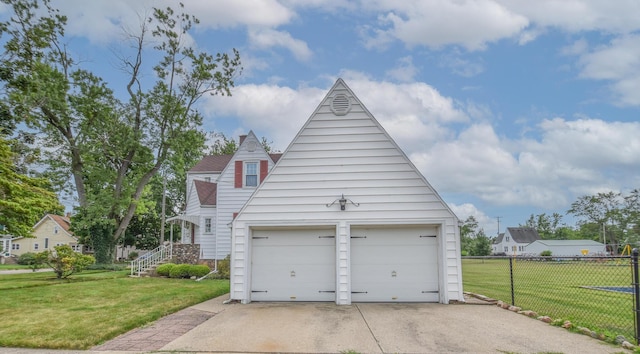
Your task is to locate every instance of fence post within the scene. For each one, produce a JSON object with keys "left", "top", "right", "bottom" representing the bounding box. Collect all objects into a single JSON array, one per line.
[
  {"left": 633, "top": 248, "right": 640, "bottom": 344},
  {"left": 509, "top": 256, "right": 515, "bottom": 306}
]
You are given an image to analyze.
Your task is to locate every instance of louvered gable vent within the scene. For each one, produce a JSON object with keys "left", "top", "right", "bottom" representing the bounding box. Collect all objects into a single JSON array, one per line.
[{"left": 330, "top": 94, "right": 351, "bottom": 116}]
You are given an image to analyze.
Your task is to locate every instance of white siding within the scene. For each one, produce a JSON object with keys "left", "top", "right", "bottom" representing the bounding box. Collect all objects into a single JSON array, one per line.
[
  {"left": 231, "top": 79, "right": 462, "bottom": 304},
  {"left": 214, "top": 132, "right": 275, "bottom": 260}
]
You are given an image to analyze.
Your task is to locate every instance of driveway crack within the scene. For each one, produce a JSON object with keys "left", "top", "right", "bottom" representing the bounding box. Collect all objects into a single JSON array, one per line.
[{"left": 356, "top": 304, "right": 384, "bottom": 353}]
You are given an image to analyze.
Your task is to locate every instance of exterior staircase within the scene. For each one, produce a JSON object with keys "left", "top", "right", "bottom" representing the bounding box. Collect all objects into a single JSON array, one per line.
[{"left": 130, "top": 244, "right": 172, "bottom": 277}]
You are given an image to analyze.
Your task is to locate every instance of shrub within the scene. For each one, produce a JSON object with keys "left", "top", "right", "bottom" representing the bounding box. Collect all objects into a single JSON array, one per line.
[
  {"left": 540, "top": 250, "right": 552, "bottom": 257},
  {"left": 127, "top": 251, "right": 139, "bottom": 260},
  {"left": 156, "top": 263, "right": 175, "bottom": 277},
  {"left": 17, "top": 252, "right": 38, "bottom": 265},
  {"left": 168, "top": 264, "right": 190, "bottom": 278},
  {"left": 17, "top": 252, "right": 43, "bottom": 271},
  {"left": 38, "top": 245, "right": 95, "bottom": 279},
  {"left": 188, "top": 264, "right": 211, "bottom": 278},
  {"left": 86, "top": 263, "right": 127, "bottom": 271}
]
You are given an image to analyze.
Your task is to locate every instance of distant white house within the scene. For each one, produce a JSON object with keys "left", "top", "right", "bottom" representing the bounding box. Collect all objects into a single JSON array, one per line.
[
  {"left": 492, "top": 227, "right": 540, "bottom": 256},
  {"left": 525, "top": 240, "right": 606, "bottom": 256}
]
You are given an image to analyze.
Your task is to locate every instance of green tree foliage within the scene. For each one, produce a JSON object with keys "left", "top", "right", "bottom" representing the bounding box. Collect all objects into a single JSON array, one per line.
[
  {"left": 567, "top": 191, "right": 640, "bottom": 253},
  {"left": 459, "top": 216, "right": 492, "bottom": 256},
  {"left": 0, "top": 0, "right": 241, "bottom": 262},
  {"left": 0, "top": 137, "right": 63, "bottom": 237},
  {"left": 521, "top": 213, "right": 564, "bottom": 239},
  {"left": 36, "top": 244, "right": 95, "bottom": 279}
]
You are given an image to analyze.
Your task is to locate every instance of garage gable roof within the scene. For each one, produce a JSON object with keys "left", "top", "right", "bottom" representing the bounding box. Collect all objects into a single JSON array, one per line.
[{"left": 235, "top": 78, "right": 458, "bottom": 222}]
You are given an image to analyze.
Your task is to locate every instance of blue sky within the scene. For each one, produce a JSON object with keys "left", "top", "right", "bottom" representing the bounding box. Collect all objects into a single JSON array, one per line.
[{"left": 4, "top": 0, "right": 640, "bottom": 236}]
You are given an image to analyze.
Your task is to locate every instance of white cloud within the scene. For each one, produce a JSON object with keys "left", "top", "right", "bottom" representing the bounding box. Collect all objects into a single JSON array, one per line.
[
  {"left": 248, "top": 28, "right": 313, "bottom": 62},
  {"left": 498, "top": 0, "right": 640, "bottom": 34},
  {"left": 449, "top": 203, "right": 494, "bottom": 233},
  {"left": 361, "top": 0, "right": 529, "bottom": 51},
  {"left": 577, "top": 35, "right": 640, "bottom": 106},
  {"left": 385, "top": 56, "right": 419, "bottom": 82}
]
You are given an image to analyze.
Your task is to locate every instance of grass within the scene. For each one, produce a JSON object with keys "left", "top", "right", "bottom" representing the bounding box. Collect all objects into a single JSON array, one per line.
[
  {"left": 462, "top": 258, "right": 635, "bottom": 342},
  {"left": 0, "top": 264, "right": 30, "bottom": 270},
  {"left": 0, "top": 270, "right": 229, "bottom": 349}
]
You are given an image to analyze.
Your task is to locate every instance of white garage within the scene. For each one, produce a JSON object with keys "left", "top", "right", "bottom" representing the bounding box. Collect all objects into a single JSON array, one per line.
[
  {"left": 350, "top": 226, "right": 439, "bottom": 302},
  {"left": 230, "top": 79, "right": 463, "bottom": 305},
  {"left": 250, "top": 228, "right": 336, "bottom": 301}
]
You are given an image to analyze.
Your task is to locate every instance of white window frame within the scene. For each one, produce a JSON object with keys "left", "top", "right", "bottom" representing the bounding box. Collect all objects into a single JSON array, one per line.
[
  {"left": 204, "top": 177, "right": 211, "bottom": 183},
  {"left": 34, "top": 243, "right": 39, "bottom": 250},
  {"left": 244, "top": 162, "right": 258, "bottom": 187},
  {"left": 12, "top": 243, "right": 19, "bottom": 250},
  {"left": 204, "top": 218, "right": 212, "bottom": 233}
]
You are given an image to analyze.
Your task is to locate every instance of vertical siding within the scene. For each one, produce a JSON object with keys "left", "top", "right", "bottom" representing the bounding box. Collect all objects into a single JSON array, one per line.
[{"left": 232, "top": 79, "right": 463, "bottom": 303}]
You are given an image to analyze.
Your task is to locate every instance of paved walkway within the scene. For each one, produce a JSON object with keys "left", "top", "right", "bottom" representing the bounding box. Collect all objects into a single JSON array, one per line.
[{"left": 91, "top": 308, "right": 215, "bottom": 352}]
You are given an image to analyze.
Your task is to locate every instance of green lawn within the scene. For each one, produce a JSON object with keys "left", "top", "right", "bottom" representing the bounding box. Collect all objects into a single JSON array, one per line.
[
  {"left": 0, "top": 270, "right": 229, "bottom": 349},
  {"left": 0, "top": 264, "right": 30, "bottom": 270},
  {"left": 462, "top": 258, "right": 635, "bottom": 341}
]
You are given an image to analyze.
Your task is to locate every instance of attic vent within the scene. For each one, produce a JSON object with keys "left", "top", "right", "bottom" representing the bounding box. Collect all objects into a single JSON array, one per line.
[{"left": 331, "top": 94, "right": 351, "bottom": 116}]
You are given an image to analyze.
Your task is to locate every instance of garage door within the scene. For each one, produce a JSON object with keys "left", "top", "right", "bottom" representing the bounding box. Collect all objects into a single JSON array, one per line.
[
  {"left": 351, "top": 226, "right": 439, "bottom": 302},
  {"left": 251, "top": 228, "right": 336, "bottom": 301}
]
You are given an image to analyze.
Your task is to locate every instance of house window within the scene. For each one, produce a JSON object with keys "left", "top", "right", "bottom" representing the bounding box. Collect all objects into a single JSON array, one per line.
[
  {"left": 245, "top": 162, "right": 258, "bottom": 187},
  {"left": 205, "top": 218, "right": 212, "bottom": 233},
  {"left": 204, "top": 177, "right": 211, "bottom": 182},
  {"left": 54, "top": 226, "right": 59, "bottom": 234},
  {"left": 504, "top": 246, "right": 508, "bottom": 252},
  {"left": 506, "top": 236, "right": 509, "bottom": 242},
  {"left": 45, "top": 238, "right": 49, "bottom": 249},
  {"left": 34, "top": 243, "right": 39, "bottom": 250},
  {"left": 12, "top": 244, "right": 19, "bottom": 250}
]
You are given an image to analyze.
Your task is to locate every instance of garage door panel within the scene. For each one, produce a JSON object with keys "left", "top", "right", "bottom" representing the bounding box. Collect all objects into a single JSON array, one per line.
[
  {"left": 351, "top": 226, "right": 439, "bottom": 302},
  {"left": 251, "top": 228, "right": 335, "bottom": 302}
]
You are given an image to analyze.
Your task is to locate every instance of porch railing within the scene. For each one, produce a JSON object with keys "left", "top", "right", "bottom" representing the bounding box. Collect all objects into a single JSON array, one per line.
[{"left": 130, "top": 243, "right": 172, "bottom": 277}]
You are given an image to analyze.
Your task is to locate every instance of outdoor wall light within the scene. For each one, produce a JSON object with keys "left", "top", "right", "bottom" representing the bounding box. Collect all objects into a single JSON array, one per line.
[{"left": 326, "top": 194, "right": 360, "bottom": 211}]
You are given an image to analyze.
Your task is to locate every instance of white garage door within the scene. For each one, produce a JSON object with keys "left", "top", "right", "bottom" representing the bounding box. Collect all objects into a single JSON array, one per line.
[
  {"left": 251, "top": 228, "right": 336, "bottom": 301},
  {"left": 351, "top": 226, "right": 439, "bottom": 302}
]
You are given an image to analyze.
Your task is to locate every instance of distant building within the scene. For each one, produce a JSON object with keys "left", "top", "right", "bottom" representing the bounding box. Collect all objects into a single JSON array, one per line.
[
  {"left": 492, "top": 227, "right": 540, "bottom": 256},
  {"left": 525, "top": 239, "right": 606, "bottom": 256}
]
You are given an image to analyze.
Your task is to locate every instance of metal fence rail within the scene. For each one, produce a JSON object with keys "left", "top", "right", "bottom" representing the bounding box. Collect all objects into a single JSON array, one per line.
[{"left": 462, "top": 254, "right": 637, "bottom": 343}]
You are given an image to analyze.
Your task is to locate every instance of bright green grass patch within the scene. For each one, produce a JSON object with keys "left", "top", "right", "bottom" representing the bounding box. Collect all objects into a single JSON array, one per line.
[
  {"left": 0, "top": 264, "right": 31, "bottom": 270},
  {"left": 0, "top": 271, "right": 229, "bottom": 349},
  {"left": 462, "top": 258, "right": 634, "bottom": 341}
]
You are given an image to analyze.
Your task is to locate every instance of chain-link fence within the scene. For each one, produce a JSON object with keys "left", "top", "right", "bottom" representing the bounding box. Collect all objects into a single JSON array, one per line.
[{"left": 462, "top": 255, "right": 638, "bottom": 343}]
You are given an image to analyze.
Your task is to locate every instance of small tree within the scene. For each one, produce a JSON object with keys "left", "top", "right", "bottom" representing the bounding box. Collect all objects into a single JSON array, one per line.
[{"left": 37, "top": 244, "right": 95, "bottom": 279}]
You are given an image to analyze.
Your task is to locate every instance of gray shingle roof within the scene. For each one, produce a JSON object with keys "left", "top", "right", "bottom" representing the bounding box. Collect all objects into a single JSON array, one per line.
[{"left": 506, "top": 227, "right": 540, "bottom": 243}]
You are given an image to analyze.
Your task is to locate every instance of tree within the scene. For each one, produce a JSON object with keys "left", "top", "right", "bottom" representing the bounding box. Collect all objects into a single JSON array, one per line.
[
  {"left": 521, "top": 213, "right": 564, "bottom": 239},
  {"left": 459, "top": 216, "right": 491, "bottom": 256},
  {"left": 470, "top": 229, "right": 492, "bottom": 256},
  {"left": 0, "top": 137, "right": 63, "bottom": 237},
  {"left": 36, "top": 244, "right": 95, "bottom": 279},
  {"left": 0, "top": 0, "right": 241, "bottom": 262},
  {"left": 568, "top": 191, "right": 625, "bottom": 253}
]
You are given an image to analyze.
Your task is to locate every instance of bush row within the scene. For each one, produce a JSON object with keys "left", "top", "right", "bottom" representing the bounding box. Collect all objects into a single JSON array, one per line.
[{"left": 156, "top": 263, "right": 211, "bottom": 278}]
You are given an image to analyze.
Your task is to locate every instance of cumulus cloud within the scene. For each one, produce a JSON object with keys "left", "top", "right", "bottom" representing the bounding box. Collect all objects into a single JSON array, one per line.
[
  {"left": 385, "top": 56, "right": 419, "bottom": 82},
  {"left": 577, "top": 35, "right": 640, "bottom": 106},
  {"left": 248, "top": 28, "right": 313, "bottom": 62},
  {"left": 360, "top": 0, "right": 529, "bottom": 51}
]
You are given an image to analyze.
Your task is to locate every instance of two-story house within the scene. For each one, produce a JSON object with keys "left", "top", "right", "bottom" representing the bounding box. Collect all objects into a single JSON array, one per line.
[
  {"left": 492, "top": 227, "right": 540, "bottom": 256},
  {"left": 11, "top": 214, "right": 84, "bottom": 256},
  {"left": 168, "top": 131, "right": 281, "bottom": 263}
]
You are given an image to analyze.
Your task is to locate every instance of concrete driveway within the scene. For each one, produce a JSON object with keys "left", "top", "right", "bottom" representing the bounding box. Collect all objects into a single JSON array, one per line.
[{"left": 156, "top": 295, "right": 623, "bottom": 354}]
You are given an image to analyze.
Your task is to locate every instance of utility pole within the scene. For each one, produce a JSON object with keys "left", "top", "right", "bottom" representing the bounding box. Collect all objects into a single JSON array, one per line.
[{"left": 496, "top": 216, "right": 502, "bottom": 236}]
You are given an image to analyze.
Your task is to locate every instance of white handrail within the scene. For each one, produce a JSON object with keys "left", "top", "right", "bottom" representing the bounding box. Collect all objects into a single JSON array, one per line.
[{"left": 130, "top": 244, "right": 172, "bottom": 276}]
